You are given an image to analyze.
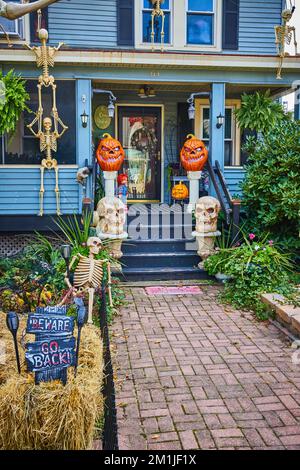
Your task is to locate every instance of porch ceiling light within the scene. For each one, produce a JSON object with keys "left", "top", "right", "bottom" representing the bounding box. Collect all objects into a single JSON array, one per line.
[
  {"left": 187, "top": 92, "right": 211, "bottom": 120},
  {"left": 216, "top": 113, "right": 225, "bottom": 129},
  {"left": 138, "top": 85, "right": 156, "bottom": 98},
  {"left": 80, "top": 110, "right": 89, "bottom": 128}
]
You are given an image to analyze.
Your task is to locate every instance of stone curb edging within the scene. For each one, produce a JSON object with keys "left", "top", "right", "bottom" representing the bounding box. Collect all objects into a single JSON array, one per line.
[{"left": 261, "top": 293, "right": 300, "bottom": 337}]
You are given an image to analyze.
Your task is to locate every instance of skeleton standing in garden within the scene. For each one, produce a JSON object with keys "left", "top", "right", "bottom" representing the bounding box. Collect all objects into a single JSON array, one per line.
[
  {"left": 275, "top": 3, "right": 297, "bottom": 79},
  {"left": 61, "top": 237, "right": 113, "bottom": 324}
]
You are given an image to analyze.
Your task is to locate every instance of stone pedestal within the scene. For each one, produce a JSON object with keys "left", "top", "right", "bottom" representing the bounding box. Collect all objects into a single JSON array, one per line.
[
  {"left": 96, "top": 231, "right": 128, "bottom": 272},
  {"left": 103, "top": 171, "right": 118, "bottom": 198},
  {"left": 192, "top": 230, "right": 221, "bottom": 269},
  {"left": 187, "top": 171, "right": 202, "bottom": 214}
]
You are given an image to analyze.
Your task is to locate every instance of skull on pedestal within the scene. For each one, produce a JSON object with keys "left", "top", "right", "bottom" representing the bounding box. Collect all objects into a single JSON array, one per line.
[
  {"left": 195, "top": 196, "right": 221, "bottom": 234},
  {"left": 94, "top": 197, "right": 126, "bottom": 236}
]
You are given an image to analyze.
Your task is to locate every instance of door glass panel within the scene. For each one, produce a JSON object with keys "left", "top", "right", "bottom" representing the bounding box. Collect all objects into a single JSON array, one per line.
[{"left": 119, "top": 108, "right": 161, "bottom": 201}]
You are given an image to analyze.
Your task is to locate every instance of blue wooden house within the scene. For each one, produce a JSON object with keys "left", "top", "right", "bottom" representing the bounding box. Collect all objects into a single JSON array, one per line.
[{"left": 0, "top": 0, "right": 299, "bottom": 276}]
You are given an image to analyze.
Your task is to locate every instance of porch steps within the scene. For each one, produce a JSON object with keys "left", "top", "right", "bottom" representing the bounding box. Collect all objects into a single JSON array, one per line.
[{"left": 120, "top": 238, "right": 209, "bottom": 282}]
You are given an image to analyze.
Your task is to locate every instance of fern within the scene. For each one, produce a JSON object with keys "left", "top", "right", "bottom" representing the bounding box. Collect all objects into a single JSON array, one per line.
[{"left": 0, "top": 69, "right": 30, "bottom": 135}]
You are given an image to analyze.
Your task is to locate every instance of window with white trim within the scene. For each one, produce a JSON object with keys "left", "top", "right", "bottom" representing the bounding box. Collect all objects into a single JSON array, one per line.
[
  {"left": 136, "top": 0, "right": 221, "bottom": 51},
  {"left": 142, "top": 0, "right": 171, "bottom": 45},
  {"left": 0, "top": 1, "right": 24, "bottom": 39},
  {"left": 187, "top": 0, "right": 215, "bottom": 45},
  {"left": 196, "top": 99, "right": 241, "bottom": 167}
]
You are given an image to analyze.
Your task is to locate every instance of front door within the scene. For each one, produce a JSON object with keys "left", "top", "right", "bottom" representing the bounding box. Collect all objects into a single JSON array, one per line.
[{"left": 117, "top": 106, "right": 162, "bottom": 202}]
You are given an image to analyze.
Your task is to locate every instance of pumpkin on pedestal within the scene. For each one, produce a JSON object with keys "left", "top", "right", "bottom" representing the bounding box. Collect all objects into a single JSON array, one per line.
[
  {"left": 172, "top": 181, "right": 189, "bottom": 200},
  {"left": 180, "top": 134, "right": 208, "bottom": 172},
  {"left": 96, "top": 133, "right": 125, "bottom": 172}
]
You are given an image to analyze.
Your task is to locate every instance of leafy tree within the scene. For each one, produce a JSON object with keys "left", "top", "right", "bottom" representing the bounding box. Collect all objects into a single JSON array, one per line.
[{"left": 241, "top": 120, "right": 300, "bottom": 252}]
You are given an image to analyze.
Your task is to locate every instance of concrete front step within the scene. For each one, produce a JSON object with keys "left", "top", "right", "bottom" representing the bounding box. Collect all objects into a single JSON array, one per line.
[
  {"left": 118, "top": 266, "right": 209, "bottom": 282},
  {"left": 261, "top": 293, "right": 300, "bottom": 337},
  {"left": 122, "top": 238, "right": 196, "bottom": 254},
  {"left": 122, "top": 251, "right": 200, "bottom": 269}
]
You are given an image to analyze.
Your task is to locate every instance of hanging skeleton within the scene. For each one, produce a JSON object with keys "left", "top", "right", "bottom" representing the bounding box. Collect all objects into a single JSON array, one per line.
[
  {"left": 25, "top": 26, "right": 66, "bottom": 216},
  {"left": 150, "top": 0, "right": 165, "bottom": 51},
  {"left": 275, "top": 1, "right": 297, "bottom": 79},
  {"left": 60, "top": 237, "right": 113, "bottom": 324}
]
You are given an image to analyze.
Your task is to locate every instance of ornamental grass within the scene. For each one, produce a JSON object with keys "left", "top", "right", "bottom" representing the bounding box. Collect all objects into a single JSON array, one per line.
[{"left": 0, "top": 312, "right": 103, "bottom": 450}]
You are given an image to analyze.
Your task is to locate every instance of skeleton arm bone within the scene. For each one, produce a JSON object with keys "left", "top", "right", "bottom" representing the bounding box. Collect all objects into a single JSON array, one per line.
[{"left": 64, "top": 254, "right": 80, "bottom": 289}]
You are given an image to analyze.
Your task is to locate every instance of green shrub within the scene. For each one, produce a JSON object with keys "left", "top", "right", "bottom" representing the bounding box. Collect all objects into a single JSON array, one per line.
[
  {"left": 241, "top": 120, "right": 300, "bottom": 253},
  {"left": 204, "top": 233, "right": 296, "bottom": 320}
]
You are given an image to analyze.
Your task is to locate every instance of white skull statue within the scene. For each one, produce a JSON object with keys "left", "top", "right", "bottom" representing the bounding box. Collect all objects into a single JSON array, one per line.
[
  {"left": 94, "top": 197, "right": 126, "bottom": 236},
  {"left": 87, "top": 236, "right": 102, "bottom": 255},
  {"left": 195, "top": 196, "right": 221, "bottom": 234}
]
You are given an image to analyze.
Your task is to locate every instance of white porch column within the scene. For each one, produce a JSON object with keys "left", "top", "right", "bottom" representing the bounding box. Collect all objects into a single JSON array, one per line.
[
  {"left": 103, "top": 171, "right": 117, "bottom": 198},
  {"left": 187, "top": 171, "right": 202, "bottom": 213}
]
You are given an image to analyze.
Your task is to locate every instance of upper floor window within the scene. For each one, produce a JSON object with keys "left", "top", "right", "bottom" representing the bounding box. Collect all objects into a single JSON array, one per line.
[
  {"left": 0, "top": 1, "right": 24, "bottom": 39},
  {"left": 142, "top": 0, "right": 171, "bottom": 44},
  {"left": 187, "top": 0, "right": 215, "bottom": 45},
  {"left": 136, "top": 0, "right": 222, "bottom": 52}
]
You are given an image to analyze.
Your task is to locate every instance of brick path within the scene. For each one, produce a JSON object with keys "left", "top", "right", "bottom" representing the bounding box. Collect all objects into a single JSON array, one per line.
[{"left": 112, "top": 286, "right": 300, "bottom": 450}]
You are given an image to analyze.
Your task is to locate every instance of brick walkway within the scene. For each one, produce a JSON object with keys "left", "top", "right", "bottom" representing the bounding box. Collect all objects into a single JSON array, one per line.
[{"left": 112, "top": 285, "right": 300, "bottom": 450}]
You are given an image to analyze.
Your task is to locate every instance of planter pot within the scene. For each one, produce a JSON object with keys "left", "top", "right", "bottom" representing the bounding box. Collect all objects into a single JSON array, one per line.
[{"left": 215, "top": 272, "right": 232, "bottom": 282}]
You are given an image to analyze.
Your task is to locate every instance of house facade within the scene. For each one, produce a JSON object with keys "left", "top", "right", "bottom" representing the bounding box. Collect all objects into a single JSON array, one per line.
[{"left": 0, "top": 0, "right": 299, "bottom": 230}]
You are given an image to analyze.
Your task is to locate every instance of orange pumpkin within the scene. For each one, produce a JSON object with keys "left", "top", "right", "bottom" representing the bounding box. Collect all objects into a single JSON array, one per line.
[
  {"left": 172, "top": 181, "right": 189, "bottom": 200},
  {"left": 96, "top": 133, "right": 125, "bottom": 172},
  {"left": 180, "top": 134, "right": 208, "bottom": 172}
]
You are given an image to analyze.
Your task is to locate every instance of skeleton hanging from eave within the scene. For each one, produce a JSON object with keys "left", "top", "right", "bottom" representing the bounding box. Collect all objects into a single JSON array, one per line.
[
  {"left": 25, "top": 25, "right": 67, "bottom": 216},
  {"left": 150, "top": 0, "right": 165, "bottom": 51},
  {"left": 275, "top": 0, "right": 298, "bottom": 79}
]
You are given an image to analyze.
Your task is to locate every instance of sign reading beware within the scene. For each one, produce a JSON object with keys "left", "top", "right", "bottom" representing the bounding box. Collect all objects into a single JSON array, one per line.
[{"left": 26, "top": 315, "right": 75, "bottom": 336}]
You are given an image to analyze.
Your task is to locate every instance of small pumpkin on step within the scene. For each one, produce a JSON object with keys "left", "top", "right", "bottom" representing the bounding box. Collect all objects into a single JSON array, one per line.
[{"left": 172, "top": 181, "right": 189, "bottom": 200}]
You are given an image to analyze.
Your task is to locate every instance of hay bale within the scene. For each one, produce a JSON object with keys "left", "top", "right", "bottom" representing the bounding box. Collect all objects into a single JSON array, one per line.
[{"left": 0, "top": 312, "right": 103, "bottom": 450}]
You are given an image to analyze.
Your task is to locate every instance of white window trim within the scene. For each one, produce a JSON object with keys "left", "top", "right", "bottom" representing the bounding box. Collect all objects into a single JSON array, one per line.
[
  {"left": 195, "top": 98, "right": 241, "bottom": 167},
  {"left": 135, "top": 0, "right": 222, "bottom": 52},
  {"left": 0, "top": 14, "right": 29, "bottom": 44}
]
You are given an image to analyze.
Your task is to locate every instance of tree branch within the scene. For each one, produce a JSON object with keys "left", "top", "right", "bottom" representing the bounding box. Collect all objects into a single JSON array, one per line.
[{"left": 0, "top": 0, "right": 60, "bottom": 20}]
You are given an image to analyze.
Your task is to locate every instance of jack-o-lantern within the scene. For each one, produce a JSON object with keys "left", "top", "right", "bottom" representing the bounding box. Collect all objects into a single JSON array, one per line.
[
  {"left": 180, "top": 134, "right": 208, "bottom": 172},
  {"left": 96, "top": 133, "right": 125, "bottom": 172},
  {"left": 172, "top": 181, "right": 189, "bottom": 200}
]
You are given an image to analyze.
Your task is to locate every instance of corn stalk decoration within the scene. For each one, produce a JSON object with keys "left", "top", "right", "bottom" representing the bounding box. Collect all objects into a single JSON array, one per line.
[{"left": 0, "top": 0, "right": 59, "bottom": 20}]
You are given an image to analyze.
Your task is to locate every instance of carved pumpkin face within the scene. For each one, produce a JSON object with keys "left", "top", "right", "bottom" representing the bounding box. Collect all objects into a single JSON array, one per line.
[
  {"left": 96, "top": 133, "right": 125, "bottom": 172},
  {"left": 180, "top": 134, "right": 208, "bottom": 172},
  {"left": 172, "top": 182, "right": 189, "bottom": 200}
]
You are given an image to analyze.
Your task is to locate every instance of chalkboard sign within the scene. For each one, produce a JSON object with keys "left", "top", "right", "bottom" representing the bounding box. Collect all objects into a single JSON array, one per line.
[
  {"left": 25, "top": 305, "right": 80, "bottom": 385},
  {"left": 26, "top": 315, "right": 75, "bottom": 336},
  {"left": 26, "top": 337, "right": 76, "bottom": 372}
]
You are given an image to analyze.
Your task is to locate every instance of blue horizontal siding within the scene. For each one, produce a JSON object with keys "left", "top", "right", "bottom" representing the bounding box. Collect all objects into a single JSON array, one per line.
[
  {"left": 237, "top": 0, "right": 282, "bottom": 55},
  {"left": 0, "top": 168, "right": 79, "bottom": 215},
  {"left": 224, "top": 168, "right": 246, "bottom": 195},
  {"left": 47, "top": 0, "right": 282, "bottom": 55},
  {"left": 48, "top": 0, "right": 117, "bottom": 48}
]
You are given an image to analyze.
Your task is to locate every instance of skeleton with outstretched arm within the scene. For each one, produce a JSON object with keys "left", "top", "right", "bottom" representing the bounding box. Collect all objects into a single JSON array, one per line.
[{"left": 0, "top": 0, "right": 59, "bottom": 20}]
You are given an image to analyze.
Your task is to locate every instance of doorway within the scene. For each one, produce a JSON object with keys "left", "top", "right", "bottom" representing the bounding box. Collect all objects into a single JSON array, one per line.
[{"left": 117, "top": 105, "right": 162, "bottom": 202}]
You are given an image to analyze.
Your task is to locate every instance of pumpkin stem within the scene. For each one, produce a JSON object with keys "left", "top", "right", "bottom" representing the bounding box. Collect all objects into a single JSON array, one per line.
[
  {"left": 186, "top": 134, "right": 196, "bottom": 140},
  {"left": 102, "top": 133, "right": 112, "bottom": 139}
]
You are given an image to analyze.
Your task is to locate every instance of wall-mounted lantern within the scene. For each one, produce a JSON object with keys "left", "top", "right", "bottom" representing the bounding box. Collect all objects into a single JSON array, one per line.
[
  {"left": 187, "top": 92, "right": 211, "bottom": 120},
  {"left": 80, "top": 110, "right": 89, "bottom": 128},
  {"left": 216, "top": 113, "right": 225, "bottom": 129}
]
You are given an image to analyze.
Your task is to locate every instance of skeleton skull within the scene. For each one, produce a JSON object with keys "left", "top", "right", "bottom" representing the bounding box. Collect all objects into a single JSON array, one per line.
[
  {"left": 87, "top": 237, "right": 102, "bottom": 255},
  {"left": 282, "top": 9, "right": 293, "bottom": 22},
  {"left": 95, "top": 197, "right": 126, "bottom": 236},
  {"left": 195, "top": 196, "right": 221, "bottom": 234},
  {"left": 43, "top": 117, "right": 52, "bottom": 131}
]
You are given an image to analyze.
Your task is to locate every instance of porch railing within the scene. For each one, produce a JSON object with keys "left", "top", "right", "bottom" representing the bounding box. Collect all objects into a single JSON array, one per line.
[{"left": 206, "top": 160, "right": 241, "bottom": 242}]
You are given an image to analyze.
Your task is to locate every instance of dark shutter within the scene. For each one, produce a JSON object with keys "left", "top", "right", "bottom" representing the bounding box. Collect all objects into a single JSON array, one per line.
[
  {"left": 117, "top": 0, "right": 135, "bottom": 46},
  {"left": 30, "top": 8, "right": 49, "bottom": 43},
  {"left": 222, "top": 0, "right": 239, "bottom": 50}
]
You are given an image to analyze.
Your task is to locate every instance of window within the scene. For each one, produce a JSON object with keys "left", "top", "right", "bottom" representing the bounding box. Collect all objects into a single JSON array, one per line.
[
  {"left": 142, "top": 0, "right": 171, "bottom": 44},
  {"left": 136, "top": 0, "right": 222, "bottom": 52},
  {"left": 1, "top": 80, "right": 76, "bottom": 165},
  {"left": 196, "top": 99, "right": 241, "bottom": 167},
  {"left": 187, "top": 0, "right": 215, "bottom": 45},
  {"left": 0, "top": 1, "right": 24, "bottom": 38}
]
